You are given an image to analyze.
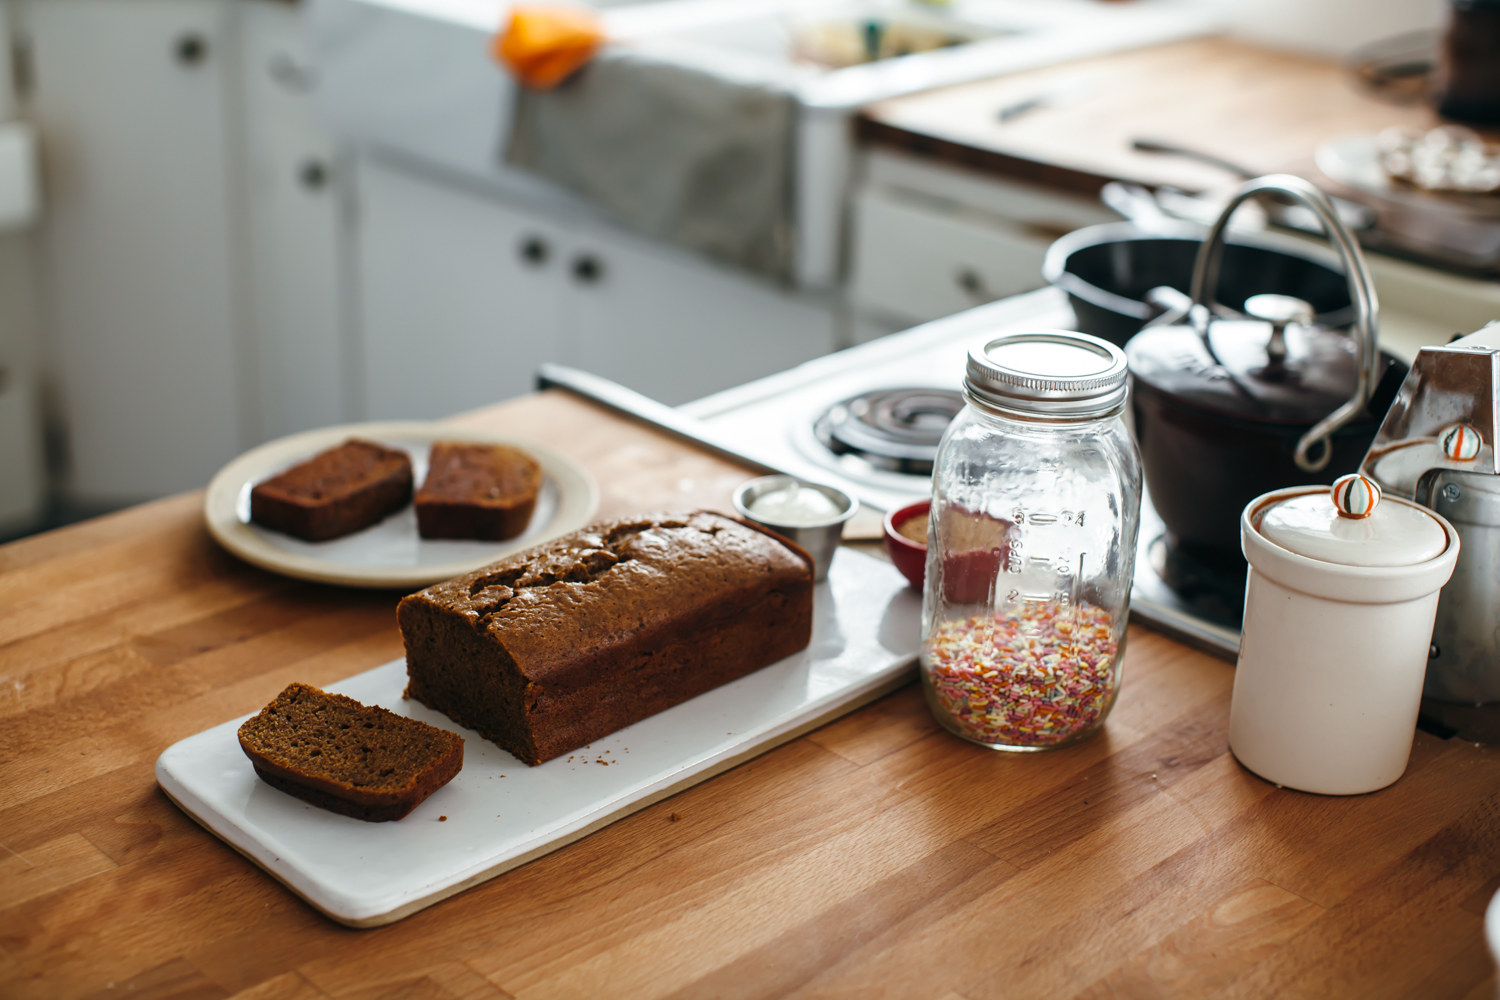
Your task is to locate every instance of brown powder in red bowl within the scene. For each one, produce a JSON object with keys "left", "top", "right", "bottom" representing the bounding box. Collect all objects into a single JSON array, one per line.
[{"left": 897, "top": 512, "right": 929, "bottom": 546}]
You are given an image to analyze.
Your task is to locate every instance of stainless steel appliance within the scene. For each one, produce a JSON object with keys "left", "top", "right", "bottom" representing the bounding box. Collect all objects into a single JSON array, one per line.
[{"left": 1362, "top": 321, "right": 1500, "bottom": 703}]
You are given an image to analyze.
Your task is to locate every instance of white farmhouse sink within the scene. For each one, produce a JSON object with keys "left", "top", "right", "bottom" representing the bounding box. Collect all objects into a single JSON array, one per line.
[
  {"left": 608, "top": 0, "right": 1213, "bottom": 108},
  {"left": 310, "top": 0, "right": 1218, "bottom": 285}
]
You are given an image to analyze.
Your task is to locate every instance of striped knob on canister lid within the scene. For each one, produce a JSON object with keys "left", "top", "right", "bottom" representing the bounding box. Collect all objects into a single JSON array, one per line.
[
  {"left": 1438, "top": 423, "right": 1482, "bottom": 461},
  {"left": 1331, "top": 473, "right": 1381, "bottom": 519}
]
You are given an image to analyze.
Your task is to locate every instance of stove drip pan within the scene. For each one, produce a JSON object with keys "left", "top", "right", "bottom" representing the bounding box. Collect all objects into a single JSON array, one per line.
[
  {"left": 1146, "top": 534, "right": 1246, "bottom": 629},
  {"left": 812, "top": 388, "right": 965, "bottom": 476}
]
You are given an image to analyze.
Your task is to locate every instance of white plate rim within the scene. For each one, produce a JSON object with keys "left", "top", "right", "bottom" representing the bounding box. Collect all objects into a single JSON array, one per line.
[{"left": 203, "top": 421, "right": 600, "bottom": 588}]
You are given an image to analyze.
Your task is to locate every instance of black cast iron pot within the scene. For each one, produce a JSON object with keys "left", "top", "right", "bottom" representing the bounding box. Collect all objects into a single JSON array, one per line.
[
  {"left": 1133, "top": 356, "right": 1408, "bottom": 551},
  {"left": 1121, "top": 175, "right": 1406, "bottom": 558}
]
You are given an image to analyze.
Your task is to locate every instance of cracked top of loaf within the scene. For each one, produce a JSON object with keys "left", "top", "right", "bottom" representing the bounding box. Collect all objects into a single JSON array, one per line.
[{"left": 400, "top": 511, "right": 813, "bottom": 689}]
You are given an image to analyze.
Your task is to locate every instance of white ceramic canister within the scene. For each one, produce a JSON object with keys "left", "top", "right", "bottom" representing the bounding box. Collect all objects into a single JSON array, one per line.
[{"left": 1230, "top": 475, "right": 1460, "bottom": 795}]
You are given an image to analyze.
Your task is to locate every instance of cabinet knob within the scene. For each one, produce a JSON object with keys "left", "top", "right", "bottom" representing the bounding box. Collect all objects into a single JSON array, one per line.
[
  {"left": 956, "top": 268, "right": 987, "bottom": 299},
  {"left": 267, "top": 52, "right": 314, "bottom": 92},
  {"left": 299, "top": 161, "right": 328, "bottom": 191},
  {"left": 520, "top": 236, "right": 549, "bottom": 266},
  {"left": 175, "top": 34, "right": 208, "bottom": 66},
  {"left": 572, "top": 254, "right": 603, "bottom": 284}
]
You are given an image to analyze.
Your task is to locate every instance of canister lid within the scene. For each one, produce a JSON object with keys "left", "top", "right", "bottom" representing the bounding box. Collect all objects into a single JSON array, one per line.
[
  {"left": 965, "top": 331, "right": 1128, "bottom": 417},
  {"left": 1259, "top": 475, "right": 1448, "bottom": 567}
]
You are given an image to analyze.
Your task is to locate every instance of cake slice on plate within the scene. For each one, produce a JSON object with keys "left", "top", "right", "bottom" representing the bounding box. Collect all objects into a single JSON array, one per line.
[
  {"left": 415, "top": 441, "right": 542, "bottom": 541},
  {"left": 250, "top": 439, "right": 413, "bottom": 542}
]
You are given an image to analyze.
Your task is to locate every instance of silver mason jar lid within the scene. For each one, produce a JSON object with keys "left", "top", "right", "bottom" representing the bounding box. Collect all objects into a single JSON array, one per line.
[{"left": 965, "top": 330, "right": 1129, "bottom": 418}]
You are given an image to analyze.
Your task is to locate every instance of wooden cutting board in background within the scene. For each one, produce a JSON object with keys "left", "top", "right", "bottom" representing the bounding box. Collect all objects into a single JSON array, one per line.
[{"left": 857, "top": 36, "right": 1466, "bottom": 196}]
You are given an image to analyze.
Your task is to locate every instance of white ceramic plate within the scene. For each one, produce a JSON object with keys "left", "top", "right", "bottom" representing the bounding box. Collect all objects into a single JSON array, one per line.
[
  {"left": 203, "top": 421, "right": 600, "bottom": 588},
  {"left": 1487, "top": 885, "right": 1500, "bottom": 971},
  {"left": 155, "top": 547, "right": 921, "bottom": 927}
]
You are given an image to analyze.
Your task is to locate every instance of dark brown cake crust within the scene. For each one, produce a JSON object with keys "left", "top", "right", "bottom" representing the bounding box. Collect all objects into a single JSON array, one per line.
[
  {"left": 398, "top": 511, "right": 815, "bottom": 766},
  {"left": 238, "top": 683, "right": 463, "bottom": 822},
  {"left": 250, "top": 439, "right": 414, "bottom": 542},
  {"left": 415, "top": 442, "right": 542, "bottom": 541}
]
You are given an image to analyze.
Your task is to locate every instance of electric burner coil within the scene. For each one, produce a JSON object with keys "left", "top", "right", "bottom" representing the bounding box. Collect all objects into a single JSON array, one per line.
[{"left": 812, "top": 388, "right": 965, "bottom": 476}]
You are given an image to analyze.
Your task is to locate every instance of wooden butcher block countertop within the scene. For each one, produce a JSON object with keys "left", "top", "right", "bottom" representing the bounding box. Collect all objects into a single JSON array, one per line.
[{"left": 4, "top": 389, "right": 1500, "bottom": 1000}]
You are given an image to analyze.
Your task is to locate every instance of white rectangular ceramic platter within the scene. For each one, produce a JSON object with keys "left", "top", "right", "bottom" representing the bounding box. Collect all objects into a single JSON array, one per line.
[{"left": 156, "top": 547, "right": 921, "bottom": 927}]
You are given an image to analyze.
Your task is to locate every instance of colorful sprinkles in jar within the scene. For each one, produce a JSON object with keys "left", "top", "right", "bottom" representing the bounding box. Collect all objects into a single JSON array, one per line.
[{"left": 924, "top": 603, "right": 1119, "bottom": 747}]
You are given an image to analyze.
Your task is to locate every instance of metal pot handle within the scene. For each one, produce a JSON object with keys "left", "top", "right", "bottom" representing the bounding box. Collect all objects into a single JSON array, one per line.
[{"left": 1188, "top": 174, "right": 1380, "bottom": 473}]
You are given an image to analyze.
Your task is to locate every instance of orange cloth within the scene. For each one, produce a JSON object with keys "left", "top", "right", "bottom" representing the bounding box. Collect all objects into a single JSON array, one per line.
[{"left": 494, "top": 5, "right": 606, "bottom": 90}]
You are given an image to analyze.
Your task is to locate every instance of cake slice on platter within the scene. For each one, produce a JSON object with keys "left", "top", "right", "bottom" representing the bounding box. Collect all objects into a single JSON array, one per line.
[{"left": 239, "top": 683, "right": 463, "bottom": 822}]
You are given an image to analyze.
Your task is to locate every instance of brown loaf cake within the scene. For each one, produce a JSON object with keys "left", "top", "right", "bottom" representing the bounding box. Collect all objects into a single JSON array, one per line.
[
  {"left": 398, "top": 511, "right": 814, "bottom": 765},
  {"left": 250, "top": 439, "right": 413, "bottom": 542},
  {"left": 415, "top": 442, "right": 542, "bottom": 541},
  {"left": 238, "top": 683, "right": 463, "bottom": 822}
]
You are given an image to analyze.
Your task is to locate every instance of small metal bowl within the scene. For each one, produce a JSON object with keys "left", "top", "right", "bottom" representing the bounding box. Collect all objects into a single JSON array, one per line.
[{"left": 732, "top": 475, "right": 857, "bottom": 582}]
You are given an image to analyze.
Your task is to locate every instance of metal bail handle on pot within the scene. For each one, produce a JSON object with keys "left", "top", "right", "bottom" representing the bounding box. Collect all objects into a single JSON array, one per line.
[
  {"left": 1188, "top": 175, "right": 1380, "bottom": 471},
  {"left": 1124, "top": 174, "right": 1396, "bottom": 555}
]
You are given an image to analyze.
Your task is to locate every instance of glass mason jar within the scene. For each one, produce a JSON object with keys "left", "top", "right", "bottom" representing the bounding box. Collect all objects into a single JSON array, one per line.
[{"left": 921, "top": 331, "right": 1142, "bottom": 751}]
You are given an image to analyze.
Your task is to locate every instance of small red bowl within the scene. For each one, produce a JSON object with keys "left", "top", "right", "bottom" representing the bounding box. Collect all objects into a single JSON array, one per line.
[{"left": 884, "top": 500, "right": 930, "bottom": 590}]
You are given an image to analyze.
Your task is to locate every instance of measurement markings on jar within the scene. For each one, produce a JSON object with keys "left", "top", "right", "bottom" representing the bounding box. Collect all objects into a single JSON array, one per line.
[
  {"left": 1003, "top": 509, "right": 1090, "bottom": 619},
  {"left": 1011, "top": 509, "right": 1085, "bottom": 526}
]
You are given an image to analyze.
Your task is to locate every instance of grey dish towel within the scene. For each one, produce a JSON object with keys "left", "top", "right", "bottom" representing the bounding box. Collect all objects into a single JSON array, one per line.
[{"left": 506, "top": 47, "right": 797, "bottom": 283}]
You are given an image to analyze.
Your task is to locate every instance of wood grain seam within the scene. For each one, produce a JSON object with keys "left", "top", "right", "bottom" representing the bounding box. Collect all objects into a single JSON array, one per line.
[{"left": 459, "top": 961, "right": 518, "bottom": 1000}]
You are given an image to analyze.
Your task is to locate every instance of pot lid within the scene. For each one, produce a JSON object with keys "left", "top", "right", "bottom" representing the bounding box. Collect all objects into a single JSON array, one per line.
[
  {"left": 1125, "top": 309, "right": 1362, "bottom": 425},
  {"left": 1258, "top": 474, "right": 1447, "bottom": 567}
]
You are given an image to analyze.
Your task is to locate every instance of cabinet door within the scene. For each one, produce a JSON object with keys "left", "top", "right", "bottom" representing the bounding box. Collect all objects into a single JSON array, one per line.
[
  {"left": 0, "top": 8, "right": 45, "bottom": 530},
  {"left": 849, "top": 186, "right": 1051, "bottom": 327},
  {"left": 240, "top": 0, "right": 349, "bottom": 440},
  {"left": 566, "top": 225, "right": 836, "bottom": 405},
  {"left": 355, "top": 156, "right": 565, "bottom": 420},
  {"left": 0, "top": 232, "right": 45, "bottom": 529},
  {"left": 21, "top": 0, "right": 244, "bottom": 502}
]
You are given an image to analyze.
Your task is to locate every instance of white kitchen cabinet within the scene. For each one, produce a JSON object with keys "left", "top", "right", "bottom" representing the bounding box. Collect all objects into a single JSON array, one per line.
[
  {"left": 848, "top": 147, "right": 1120, "bottom": 332},
  {"left": 15, "top": 0, "right": 354, "bottom": 505},
  {"left": 18, "top": 0, "right": 246, "bottom": 503},
  {"left": 565, "top": 221, "right": 837, "bottom": 405},
  {"left": 849, "top": 185, "right": 1054, "bottom": 328},
  {"left": 0, "top": 4, "right": 44, "bottom": 533},
  {"left": 355, "top": 155, "right": 838, "bottom": 414},
  {"left": 356, "top": 156, "right": 567, "bottom": 420},
  {"left": 240, "top": 0, "right": 351, "bottom": 439},
  {"left": 0, "top": 232, "right": 45, "bottom": 531}
]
